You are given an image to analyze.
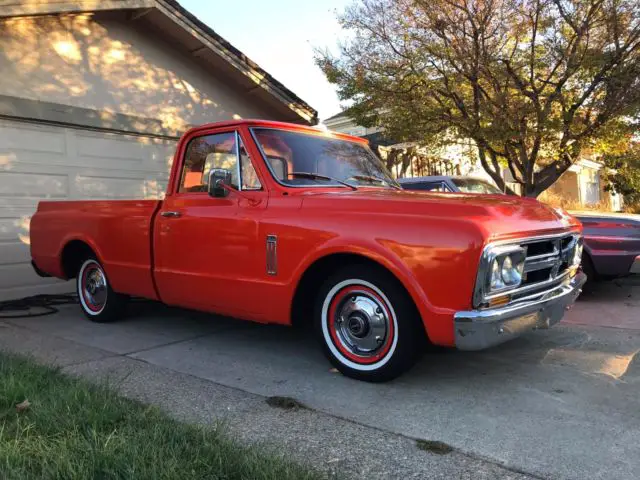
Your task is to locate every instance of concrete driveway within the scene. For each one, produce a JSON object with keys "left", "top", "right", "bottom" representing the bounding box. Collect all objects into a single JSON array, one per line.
[{"left": 1, "top": 277, "right": 639, "bottom": 479}]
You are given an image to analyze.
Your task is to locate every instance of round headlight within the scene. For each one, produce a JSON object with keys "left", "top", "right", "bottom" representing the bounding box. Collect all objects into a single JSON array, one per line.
[
  {"left": 501, "top": 254, "right": 524, "bottom": 286},
  {"left": 490, "top": 259, "right": 505, "bottom": 290}
]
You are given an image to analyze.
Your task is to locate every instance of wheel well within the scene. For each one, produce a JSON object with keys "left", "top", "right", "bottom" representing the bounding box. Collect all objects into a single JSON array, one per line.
[
  {"left": 291, "top": 253, "right": 421, "bottom": 329},
  {"left": 61, "top": 240, "right": 96, "bottom": 279}
]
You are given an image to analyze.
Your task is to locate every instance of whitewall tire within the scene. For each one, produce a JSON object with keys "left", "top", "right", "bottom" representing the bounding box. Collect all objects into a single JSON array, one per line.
[
  {"left": 315, "top": 264, "right": 425, "bottom": 382},
  {"left": 76, "top": 256, "right": 127, "bottom": 322}
]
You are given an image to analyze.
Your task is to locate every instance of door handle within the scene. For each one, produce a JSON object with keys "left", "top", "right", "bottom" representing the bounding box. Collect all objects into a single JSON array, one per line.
[{"left": 160, "top": 211, "right": 181, "bottom": 218}]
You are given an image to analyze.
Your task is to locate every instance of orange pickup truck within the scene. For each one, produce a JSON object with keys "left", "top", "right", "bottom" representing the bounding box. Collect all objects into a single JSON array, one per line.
[{"left": 30, "top": 120, "right": 586, "bottom": 381}]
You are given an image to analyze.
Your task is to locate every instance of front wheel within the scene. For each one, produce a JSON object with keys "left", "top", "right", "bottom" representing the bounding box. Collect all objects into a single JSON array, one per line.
[
  {"left": 77, "top": 257, "right": 127, "bottom": 322},
  {"left": 315, "top": 265, "right": 425, "bottom": 382}
]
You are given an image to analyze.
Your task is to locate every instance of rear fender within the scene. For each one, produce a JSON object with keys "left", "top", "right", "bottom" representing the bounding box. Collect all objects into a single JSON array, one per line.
[{"left": 57, "top": 234, "right": 106, "bottom": 279}]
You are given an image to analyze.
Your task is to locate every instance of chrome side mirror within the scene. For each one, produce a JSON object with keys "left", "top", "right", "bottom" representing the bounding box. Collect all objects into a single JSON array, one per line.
[{"left": 208, "top": 168, "right": 233, "bottom": 197}]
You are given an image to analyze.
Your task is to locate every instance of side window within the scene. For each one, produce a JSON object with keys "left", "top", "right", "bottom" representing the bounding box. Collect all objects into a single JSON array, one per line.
[
  {"left": 179, "top": 132, "right": 262, "bottom": 193},
  {"left": 180, "top": 132, "right": 238, "bottom": 193}
]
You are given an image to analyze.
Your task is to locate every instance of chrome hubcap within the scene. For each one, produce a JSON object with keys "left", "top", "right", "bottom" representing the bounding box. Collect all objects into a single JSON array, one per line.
[
  {"left": 84, "top": 267, "right": 107, "bottom": 309},
  {"left": 335, "top": 294, "right": 389, "bottom": 356}
]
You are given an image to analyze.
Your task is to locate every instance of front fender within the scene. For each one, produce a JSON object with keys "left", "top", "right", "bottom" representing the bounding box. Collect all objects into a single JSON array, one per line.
[{"left": 291, "top": 236, "right": 461, "bottom": 346}]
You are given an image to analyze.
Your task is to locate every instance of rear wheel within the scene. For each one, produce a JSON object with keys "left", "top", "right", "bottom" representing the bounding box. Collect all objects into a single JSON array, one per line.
[
  {"left": 77, "top": 257, "right": 127, "bottom": 322},
  {"left": 315, "top": 265, "right": 425, "bottom": 382}
]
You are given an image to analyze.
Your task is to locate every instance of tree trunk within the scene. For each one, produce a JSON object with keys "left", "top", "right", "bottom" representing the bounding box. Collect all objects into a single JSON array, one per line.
[{"left": 523, "top": 183, "right": 539, "bottom": 198}]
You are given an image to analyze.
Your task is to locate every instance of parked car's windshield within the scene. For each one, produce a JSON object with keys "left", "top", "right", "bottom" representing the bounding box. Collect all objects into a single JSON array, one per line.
[
  {"left": 452, "top": 178, "right": 503, "bottom": 194},
  {"left": 252, "top": 128, "right": 399, "bottom": 189}
]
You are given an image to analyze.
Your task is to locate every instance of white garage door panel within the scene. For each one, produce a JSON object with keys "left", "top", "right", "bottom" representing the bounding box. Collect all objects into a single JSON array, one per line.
[
  {"left": 74, "top": 155, "right": 155, "bottom": 173},
  {"left": 0, "top": 118, "right": 177, "bottom": 301},
  {"left": 0, "top": 171, "right": 69, "bottom": 198},
  {"left": 1, "top": 127, "right": 173, "bottom": 174},
  {"left": 0, "top": 123, "right": 66, "bottom": 154},
  {"left": 0, "top": 218, "right": 22, "bottom": 242},
  {"left": 0, "top": 242, "right": 31, "bottom": 265},
  {"left": 74, "top": 175, "right": 148, "bottom": 199},
  {"left": 77, "top": 133, "right": 146, "bottom": 161}
]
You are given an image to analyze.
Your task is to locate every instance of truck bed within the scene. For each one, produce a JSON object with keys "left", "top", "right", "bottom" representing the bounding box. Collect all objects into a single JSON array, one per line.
[{"left": 30, "top": 200, "right": 162, "bottom": 300}]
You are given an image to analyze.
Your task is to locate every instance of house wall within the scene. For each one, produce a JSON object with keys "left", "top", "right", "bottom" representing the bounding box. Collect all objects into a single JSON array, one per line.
[
  {"left": 0, "top": 13, "right": 273, "bottom": 134},
  {"left": 0, "top": 13, "right": 280, "bottom": 300},
  {"left": 539, "top": 170, "right": 581, "bottom": 205},
  {"left": 538, "top": 167, "right": 622, "bottom": 211}
]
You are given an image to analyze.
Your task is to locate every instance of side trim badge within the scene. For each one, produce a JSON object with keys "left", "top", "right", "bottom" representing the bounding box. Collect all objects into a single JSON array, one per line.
[{"left": 266, "top": 235, "right": 277, "bottom": 275}]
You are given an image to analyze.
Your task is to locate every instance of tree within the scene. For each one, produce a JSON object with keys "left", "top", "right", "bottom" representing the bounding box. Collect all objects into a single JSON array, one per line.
[
  {"left": 317, "top": 0, "right": 640, "bottom": 196},
  {"left": 602, "top": 142, "right": 640, "bottom": 207}
]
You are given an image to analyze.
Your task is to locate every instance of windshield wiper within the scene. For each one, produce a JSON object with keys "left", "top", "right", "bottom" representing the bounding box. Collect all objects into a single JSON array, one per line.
[
  {"left": 288, "top": 172, "right": 358, "bottom": 191},
  {"left": 349, "top": 174, "right": 402, "bottom": 190}
]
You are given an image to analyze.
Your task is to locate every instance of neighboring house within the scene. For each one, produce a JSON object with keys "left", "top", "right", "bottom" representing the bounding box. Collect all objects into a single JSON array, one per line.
[
  {"left": 324, "top": 111, "right": 622, "bottom": 210},
  {"left": 323, "top": 111, "right": 380, "bottom": 138},
  {"left": 0, "top": 0, "right": 317, "bottom": 301},
  {"left": 538, "top": 158, "right": 623, "bottom": 212}
]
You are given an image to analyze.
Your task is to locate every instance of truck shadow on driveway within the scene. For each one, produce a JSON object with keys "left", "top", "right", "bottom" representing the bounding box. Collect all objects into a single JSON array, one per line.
[
  {"left": 116, "top": 298, "right": 640, "bottom": 400},
  {"left": 73, "top": 298, "right": 640, "bottom": 388}
]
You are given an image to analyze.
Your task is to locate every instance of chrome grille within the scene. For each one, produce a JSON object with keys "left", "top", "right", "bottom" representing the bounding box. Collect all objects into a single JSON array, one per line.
[
  {"left": 475, "top": 232, "right": 582, "bottom": 308},
  {"left": 510, "top": 233, "right": 582, "bottom": 301}
]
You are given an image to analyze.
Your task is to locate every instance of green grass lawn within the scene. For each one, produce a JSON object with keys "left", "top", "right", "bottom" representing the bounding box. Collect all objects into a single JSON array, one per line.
[{"left": 0, "top": 353, "right": 320, "bottom": 480}]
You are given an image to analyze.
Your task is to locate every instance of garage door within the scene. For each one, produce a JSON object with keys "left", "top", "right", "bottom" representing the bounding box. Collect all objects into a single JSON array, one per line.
[{"left": 0, "top": 118, "right": 177, "bottom": 301}]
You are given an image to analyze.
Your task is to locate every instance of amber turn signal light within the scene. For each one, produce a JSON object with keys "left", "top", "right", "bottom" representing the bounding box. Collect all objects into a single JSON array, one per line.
[{"left": 488, "top": 295, "right": 511, "bottom": 308}]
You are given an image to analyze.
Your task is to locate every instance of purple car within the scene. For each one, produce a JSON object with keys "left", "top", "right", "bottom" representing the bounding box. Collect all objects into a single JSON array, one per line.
[
  {"left": 571, "top": 212, "right": 640, "bottom": 279},
  {"left": 399, "top": 176, "right": 640, "bottom": 280}
]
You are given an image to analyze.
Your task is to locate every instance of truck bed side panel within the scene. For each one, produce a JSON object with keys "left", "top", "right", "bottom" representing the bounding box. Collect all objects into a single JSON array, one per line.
[{"left": 31, "top": 200, "right": 161, "bottom": 300}]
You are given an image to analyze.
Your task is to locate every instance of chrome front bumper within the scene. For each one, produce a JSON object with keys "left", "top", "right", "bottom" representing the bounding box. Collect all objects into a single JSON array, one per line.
[{"left": 454, "top": 272, "right": 587, "bottom": 350}]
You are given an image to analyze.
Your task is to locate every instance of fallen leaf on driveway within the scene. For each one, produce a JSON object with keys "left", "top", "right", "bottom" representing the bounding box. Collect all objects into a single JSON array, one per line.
[
  {"left": 15, "top": 399, "right": 30, "bottom": 413},
  {"left": 329, "top": 368, "right": 339, "bottom": 373}
]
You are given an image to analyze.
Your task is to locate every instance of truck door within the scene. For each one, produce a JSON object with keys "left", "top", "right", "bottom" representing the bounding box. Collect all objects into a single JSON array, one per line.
[{"left": 153, "top": 128, "right": 268, "bottom": 317}]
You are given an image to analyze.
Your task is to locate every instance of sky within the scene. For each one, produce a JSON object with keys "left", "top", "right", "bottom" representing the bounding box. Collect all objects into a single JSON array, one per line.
[{"left": 180, "top": 0, "right": 352, "bottom": 121}]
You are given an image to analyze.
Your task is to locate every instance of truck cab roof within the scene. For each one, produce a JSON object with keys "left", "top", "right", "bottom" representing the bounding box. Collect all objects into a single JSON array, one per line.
[{"left": 184, "top": 119, "right": 368, "bottom": 145}]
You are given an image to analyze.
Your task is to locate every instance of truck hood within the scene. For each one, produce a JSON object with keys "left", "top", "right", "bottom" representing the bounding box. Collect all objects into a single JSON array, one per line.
[{"left": 300, "top": 189, "right": 581, "bottom": 240}]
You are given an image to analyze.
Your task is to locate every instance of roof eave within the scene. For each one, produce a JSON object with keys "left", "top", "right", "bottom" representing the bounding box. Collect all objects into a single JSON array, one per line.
[
  {"left": 1, "top": 0, "right": 318, "bottom": 125},
  {"left": 0, "top": 0, "right": 155, "bottom": 17}
]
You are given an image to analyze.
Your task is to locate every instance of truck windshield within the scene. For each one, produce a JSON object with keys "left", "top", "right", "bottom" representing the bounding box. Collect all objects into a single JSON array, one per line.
[{"left": 252, "top": 128, "right": 400, "bottom": 189}]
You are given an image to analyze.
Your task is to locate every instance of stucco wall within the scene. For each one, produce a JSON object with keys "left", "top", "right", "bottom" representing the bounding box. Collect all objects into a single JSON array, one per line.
[
  {"left": 541, "top": 170, "right": 581, "bottom": 204},
  {"left": 0, "top": 1, "right": 150, "bottom": 16},
  {"left": 0, "top": 13, "right": 273, "bottom": 133}
]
